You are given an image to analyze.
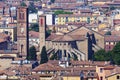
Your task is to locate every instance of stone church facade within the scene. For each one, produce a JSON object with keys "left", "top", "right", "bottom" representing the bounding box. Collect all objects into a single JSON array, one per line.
[
  {"left": 39, "top": 16, "right": 104, "bottom": 61},
  {"left": 0, "top": 6, "right": 104, "bottom": 61}
]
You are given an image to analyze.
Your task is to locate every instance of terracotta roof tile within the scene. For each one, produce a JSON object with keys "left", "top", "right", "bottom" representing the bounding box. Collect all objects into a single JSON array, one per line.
[
  {"left": 29, "top": 31, "right": 39, "bottom": 38},
  {"left": 105, "top": 35, "right": 120, "bottom": 42},
  {"left": 46, "top": 34, "right": 85, "bottom": 42},
  {"left": 62, "top": 71, "right": 98, "bottom": 78},
  {"left": 55, "top": 0, "right": 76, "bottom": 3},
  {"left": 33, "top": 63, "right": 64, "bottom": 71},
  {"left": 71, "top": 61, "right": 109, "bottom": 66},
  {"left": 0, "top": 39, "right": 7, "bottom": 43},
  {"left": 103, "top": 65, "right": 115, "bottom": 70},
  {"left": 6, "top": 65, "right": 31, "bottom": 75},
  {"left": 64, "top": 67, "right": 96, "bottom": 72},
  {"left": 24, "top": 74, "right": 40, "bottom": 80},
  {"left": 0, "top": 32, "right": 9, "bottom": 40},
  {"left": 46, "top": 34, "right": 63, "bottom": 41},
  {"left": 105, "top": 66, "right": 120, "bottom": 77}
]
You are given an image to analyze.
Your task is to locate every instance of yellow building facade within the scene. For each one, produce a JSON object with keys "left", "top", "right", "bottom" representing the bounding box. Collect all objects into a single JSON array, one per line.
[
  {"left": 0, "top": 27, "right": 17, "bottom": 41},
  {"left": 56, "top": 14, "right": 98, "bottom": 25},
  {"left": 106, "top": 73, "right": 120, "bottom": 80},
  {"left": 63, "top": 76, "right": 80, "bottom": 80},
  {"left": 98, "top": 23, "right": 108, "bottom": 30}
]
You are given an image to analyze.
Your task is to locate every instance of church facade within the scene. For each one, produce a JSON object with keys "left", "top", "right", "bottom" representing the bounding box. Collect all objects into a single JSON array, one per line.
[{"left": 39, "top": 16, "right": 104, "bottom": 61}]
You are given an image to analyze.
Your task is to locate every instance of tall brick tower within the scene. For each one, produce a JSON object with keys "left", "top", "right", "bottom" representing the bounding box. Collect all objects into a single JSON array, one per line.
[
  {"left": 17, "top": 6, "right": 29, "bottom": 58},
  {"left": 38, "top": 15, "right": 46, "bottom": 59}
]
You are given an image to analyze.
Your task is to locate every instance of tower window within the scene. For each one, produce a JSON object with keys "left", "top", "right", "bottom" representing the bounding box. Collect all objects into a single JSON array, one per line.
[
  {"left": 21, "top": 28, "right": 24, "bottom": 34},
  {"left": 19, "top": 12, "right": 24, "bottom": 19},
  {"left": 40, "top": 18, "right": 43, "bottom": 27}
]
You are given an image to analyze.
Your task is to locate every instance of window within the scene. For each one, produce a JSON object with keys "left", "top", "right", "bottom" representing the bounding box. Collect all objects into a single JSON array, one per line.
[
  {"left": 100, "top": 68, "right": 103, "bottom": 73},
  {"left": 21, "top": 28, "right": 24, "bottom": 33},
  {"left": 100, "top": 76, "right": 103, "bottom": 80},
  {"left": 117, "top": 75, "right": 119, "bottom": 79},
  {"left": 64, "top": 50, "right": 66, "bottom": 57},
  {"left": 64, "top": 43, "right": 66, "bottom": 45},
  {"left": 19, "top": 12, "right": 24, "bottom": 19}
]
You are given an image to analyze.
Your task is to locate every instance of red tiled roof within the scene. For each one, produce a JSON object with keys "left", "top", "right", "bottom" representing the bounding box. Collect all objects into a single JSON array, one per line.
[
  {"left": 92, "top": 4, "right": 109, "bottom": 8},
  {"left": 29, "top": 31, "right": 39, "bottom": 38},
  {"left": 106, "top": 66, "right": 120, "bottom": 77},
  {"left": 33, "top": 63, "right": 64, "bottom": 71},
  {"left": 80, "top": 9, "right": 92, "bottom": 13},
  {"left": 0, "top": 39, "right": 7, "bottom": 43},
  {"left": 46, "top": 34, "right": 63, "bottom": 41},
  {"left": 113, "top": 19, "right": 120, "bottom": 25},
  {"left": 71, "top": 61, "right": 109, "bottom": 66},
  {"left": 46, "top": 34, "right": 85, "bottom": 41},
  {"left": 105, "top": 35, "right": 120, "bottom": 42},
  {"left": 7, "top": 65, "right": 31, "bottom": 75},
  {"left": 103, "top": 65, "right": 115, "bottom": 70},
  {"left": 0, "top": 32, "right": 9, "bottom": 40},
  {"left": 55, "top": 0, "right": 76, "bottom": 3}
]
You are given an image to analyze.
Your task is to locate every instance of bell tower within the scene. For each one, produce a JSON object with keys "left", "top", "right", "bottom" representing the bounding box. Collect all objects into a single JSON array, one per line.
[
  {"left": 17, "top": 6, "right": 29, "bottom": 58},
  {"left": 39, "top": 15, "right": 46, "bottom": 59}
]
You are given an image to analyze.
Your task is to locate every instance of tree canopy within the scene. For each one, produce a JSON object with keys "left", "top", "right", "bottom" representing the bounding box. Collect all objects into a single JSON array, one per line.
[
  {"left": 94, "top": 42, "right": 120, "bottom": 65},
  {"left": 40, "top": 46, "right": 48, "bottom": 64},
  {"left": 94, "top": 49, "right": 112, "bottom": 61},
  {"left": 29, "top": 23, "right": 39, "bottom": 32},
  {"left": 46, "top": 30, "right": 52, "bottom": 38},
  {"left": 54, "top": 10, "right": 73, "bottom": 15},
  {"left": 51, "top": 0, "right": 55, "bottom": 3},
  {"left": 27, "top": 46, "right": 37, "bottom": 60},
  {"left": 110, "top": 6, "right": 115, "bottom": 10},
  {"left": 28, "top": 2, "right": 38, "bottom": 13},
  {"left": 105, "top": 31, "right": 111, "bottom": 35},
  {"left": 20, "top": 2, "right": 27, "bottom": 6},
  {"left": 112, "top": 42, "right": 120, "bottom": 65}
]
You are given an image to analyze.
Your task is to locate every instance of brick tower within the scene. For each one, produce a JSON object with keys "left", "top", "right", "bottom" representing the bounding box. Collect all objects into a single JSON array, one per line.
[
  {"left": 17, "top": 6, "right": 29, "bottom": 58},
  {"left": 38, "top": 15, "right": 46, "bottom": 59}
]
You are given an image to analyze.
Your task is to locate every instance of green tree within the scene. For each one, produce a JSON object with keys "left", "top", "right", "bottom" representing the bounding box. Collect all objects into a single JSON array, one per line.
[
  {"left": 46, "top": 30, "right": 52, "bottom": 38},
  {"left": 29, "top": 23, "right": 39, "bottom": 32},
  {"left": 94, "top": 42, "right": 120, "bottom": 65},
  {"left": 54, "top": 10, "right": 73, "bottom": 15},
  {"left": 51, "top": 0, "right": 55, "bottom": 3},
  {"left": 94, "top": 49, "right": 112, "bottom": 61},
  {"left": 28, "top": 2, "right": 38, "bottom": 13},
  {"left": 40, "top": 46, "right": 48, "bottom": 64},
  {"left": 112, "top": 42, "right": 120, "bottom": 65},
  {"left": 50, "top": 52, "right": 59, "bottom": 60},
  {"left": 20, "top": 2, "right": 27, "bottom": 6},
  {"left": 27, "top": 46, "right": 37, "bottom": 60},
  {"left": 73, "top": 53, "right": 78, "bottom": 61},
  {"left": 105, "top": 31, "right": 111, "bottom": 35},
  {"left": 110, "top": 6, "right": 115, "bottom": 10}
]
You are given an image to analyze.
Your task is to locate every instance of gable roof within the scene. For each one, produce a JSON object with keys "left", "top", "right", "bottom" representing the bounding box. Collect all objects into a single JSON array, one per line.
[
  {"left": 33, "top": 63, "right": 64, "bottom": 71},
  {"left": 46, "top": 26, "right": 104, "bottom": 42},
  {"left": 29, "top": 31, "right": 39, "bottom": 38},
  {"left": 105, "top": 35, "right": 120, "bottom": 42},
  {"left": 67, "top": 26, "right": 104, "bottom": 37},
  {"left": 106, "top": 66, "right": 120, "bottom": 78}
]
